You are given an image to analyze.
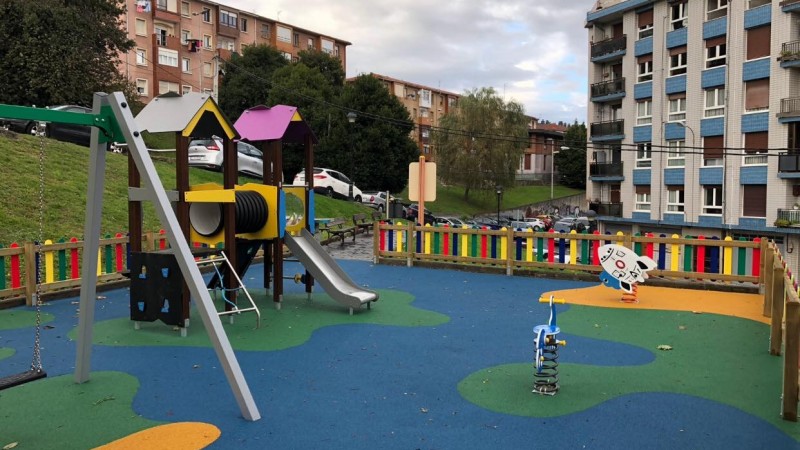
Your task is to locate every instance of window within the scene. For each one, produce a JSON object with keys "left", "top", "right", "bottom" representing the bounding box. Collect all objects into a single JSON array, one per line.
[
  {"left": 637, "top": 56, "right": 653, "bottom": 82},
  {"left": 201, "top": 7, "right": 211, "bottom": 23},
  {"left": 747, "top": 26, "right": 770, "bottom": 60},
  {"left": 636, "top": 100, "right": 652, "bottom": 125},
  {"left": 745, "top": 79, "right": 769, "bottom": 112},
  {"left": 703, "top": 136, "right": 724, "bottom": 166},
  {"left": 669, "top": 47, "right": 687, "bottom": 76},
  {"left": 220, "top": 10, "right": 237, "bottom": 28},
  {"left": 155, "top": 26, "right": 168, "bottom": 47},
  {"left": 670, "top": 1, "right": 687, "bottom": 30},
  {"left": 293, "top": 33, "right": 300, "bottom": 47},
  {"left": 636, "top": 143, "right": 652, "bottom": 167},
  {"left": 335, "top": 45, "right": 340, "bottom": 56},
  {"left": 203, "top": 88, "right": 213, "bottom": 96},
  {"left": 668, "top": 140, "right": 686, "bottom": 167},
  {"left": 135, "top": 48, "right": 147, "bottom": 66},
  {"left": 277, "top": 26, "right": 291, "bottom": 43},
  {"left": 707, "top": 0, "right": 728, "bottom": 20},
  {"left": 668, "top": 96, "right": 686, "bottom": 122},
  {"left": 638, "top": 9, "right": 653, "bottom": 40},
  {"left": 749, "top": 0, "right": 770, "bottom": 7},
  {"left": 180, "top": 30, "right": 190, "bottom": 45},
  {"left": 635, "top": 186, "right": 651, "bottom": 211},
  {"left": 703, "top": 185, "right": 723, "bottom": 215},
  {"left": 181, "top": 57, "right": 190, "bottom": 73},
  {"left": 744, "top": 132, "right": 768, "bottom": 165},
  {"left": 135, "top": 18, "right": 147, "bottom": 36},
  {"left": 158, "top": 81, "right": 179, "bottom": 95},
  {"left": 704, "top": 87, "right": 725, "bottom": 118},
  {"left": 203, "top": 62, "right": 212, "bottom": 77},
  {"left": 136, "top": 79, "right": 148, "bottom": 96},
  {"left": 203, "top": 34, "right": 212, "bottom": 49},
  {"left": 180, "top": 1, "right": 189, "bottom": 16},
  {"left": 261, "top": 23, "right": 270, "bottom": 38},
  {"left": 282, "top": 51, "right": 292, "bottom": 60},
  {"left": 182, "top": 85, "right": 192, "bottom": 95},
  {"left": 241, "top": 18, "right": 248, "bottom": 32},
  {"left": 307, "top": 38, "right": 314, "bottom": 49},
  {"left": 321, "top": 39, "right": 334, "bottom": 54},
  {"left": 706, "top": 37, "right": 727, "bottom": 68},
  {"left": 742, "top": 185, "right": 766, "bottom": 217},
  {"left": 667, "top": 187, "right": 685, "bottom": 212},
  {"left": 158, "top": 48, "right": 178, "bottom": 67}
]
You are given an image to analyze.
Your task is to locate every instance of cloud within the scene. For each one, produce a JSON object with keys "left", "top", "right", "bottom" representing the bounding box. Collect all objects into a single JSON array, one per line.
[{"left": 228, "top": 0, "right": 596, "bottom": 123}]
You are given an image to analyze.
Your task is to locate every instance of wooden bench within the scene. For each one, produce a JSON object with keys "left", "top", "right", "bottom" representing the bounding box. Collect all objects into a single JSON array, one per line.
[
  {"left": 319, "top": 218, "right": 355, "bottom": 245},
  {"left": 353, "top": 213, "right": 376, "bottom": 236}
]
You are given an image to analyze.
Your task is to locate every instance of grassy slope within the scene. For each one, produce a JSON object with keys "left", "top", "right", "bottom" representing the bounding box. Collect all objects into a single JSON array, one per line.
[{"left": 0, "top": 132, "right": 584, "bottom": 243}]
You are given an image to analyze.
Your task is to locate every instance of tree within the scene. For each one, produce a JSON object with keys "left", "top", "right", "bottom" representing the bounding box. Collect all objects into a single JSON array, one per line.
[
  {"left": 217, "top": 45, "right": 288, "bottom": 120},
  {"left": 0, "top": 0, "right": 137, "bottom": 108},
  {"left": 321, "top": 75, "right": 418, "bottom": 193},
  {"left": 433, "top": 87, "right": 528, "bottom": 200},
  {"left": 555, "top": 121, "right": 587, "bottom": 189},
  {"left": 297, "top": 50, "right": 346, "bottom": 88}
]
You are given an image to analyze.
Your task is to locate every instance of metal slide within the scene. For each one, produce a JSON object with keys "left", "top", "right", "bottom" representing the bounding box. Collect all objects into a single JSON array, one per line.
[{"left": 284, "top": 229, "right": 378, "bottom": 313}]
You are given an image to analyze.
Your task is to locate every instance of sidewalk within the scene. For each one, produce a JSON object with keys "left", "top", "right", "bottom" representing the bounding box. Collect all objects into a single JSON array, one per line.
[{"left": 320, "top": 230, "right": 374, "bottom": 261}]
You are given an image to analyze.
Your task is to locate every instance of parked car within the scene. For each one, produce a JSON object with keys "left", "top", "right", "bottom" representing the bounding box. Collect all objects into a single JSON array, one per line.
[
  {"left": 361, "top": 191, "right": 395, "bottom": 212},
  {"left": 435, "top": 216, "right": 466, "bottom": 227},
  {"left": 509, "top": 218, "right": 547, "bottom": 231},
  {"left": 292, "top": 167, "right": 362, "bottom": 202},
  {"left": 188, "top": 136, "right": 264, "bottom": 178},
  {"left": 553, "top": 216, "right": 592, "bottom": 234},
  {"left": 404, "top": 203, "right": 437, "bottom": 224},
  {"left": 1, "top": 115, "right": 39, "bottom": 135},
  {"left": 44, "top": 105, "right": 93, "bottom": 147},
  {"left": 468, "top": 216, "right": 503, "bottom": 230},
  {"left": 534, "top": 214, "right": 559, "bottom": 230}
]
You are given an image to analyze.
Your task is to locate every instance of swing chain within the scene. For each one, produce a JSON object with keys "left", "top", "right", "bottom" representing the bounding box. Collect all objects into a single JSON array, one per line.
[{"left": 31, "top": 121, "right": 47, "bottom": 371}]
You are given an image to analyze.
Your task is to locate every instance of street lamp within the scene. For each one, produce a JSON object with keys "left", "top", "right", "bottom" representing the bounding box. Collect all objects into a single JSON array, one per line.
[
  {"left": 495, "top": 185, "right": 503, "bottom": 223},
  {"left": 346, "top": 112, "right": 357, "bottom": 199}
]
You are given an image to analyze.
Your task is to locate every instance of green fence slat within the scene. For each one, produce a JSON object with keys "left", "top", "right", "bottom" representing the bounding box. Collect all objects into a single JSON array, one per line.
[
  {"left": 683, "top": 235, "right": 693, "bottom": 272},
  {"left": 537, "top": 237, "right": 544, "bottom": 262},
  {"left": 581, "top": 231, "right": 589, "bottom": 264},
  {"left": 634, "top": 233, "right": 642, "bottom": 255},
  {"left": 433, "top": 228, "right": 441, "bottom": 255},
  {"left": 0, "top": 243, "right": 5, "bottom": 290},
  {"left": 738, "top": 237, "right": 747, "bottom": 275},
  {"left": 104, "top": 234, "right": 113, "bottom": 274}
]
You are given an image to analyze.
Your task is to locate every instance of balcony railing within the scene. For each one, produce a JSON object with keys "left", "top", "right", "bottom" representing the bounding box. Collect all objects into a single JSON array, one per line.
[
  {"left": 779, "top": 152, "right": 800, "bottom": 172},
  {"left": 781, "top": 41, "right": 800, "bottom": 61},
  {"left": 590, "top": 78, "right": 625, "bottom": 98},
  {"left": 590, "top": 119, "right": 624, "bottom": 138},
  {"left": 589, "top": 202, "right": 623, "bottom": 217},
  {"left": 780, "top": 97, "right": 800, "bottom": 118},
  {"left": 780, "top": 0, "right": 800, "bottom": 7},
  {"left": 777, "top": 208, "right": 800, "bottom": 225},
  {"left": 591, "top": 35, "right": 626, "bottom": 58},
  {"left": 589, "top": 162, "right": 624, "bottom": 177}
]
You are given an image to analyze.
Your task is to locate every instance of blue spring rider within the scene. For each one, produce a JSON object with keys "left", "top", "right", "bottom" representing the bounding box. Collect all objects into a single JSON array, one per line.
[{"left": 533, "top": 295, "right": 567, "bottom": 395}]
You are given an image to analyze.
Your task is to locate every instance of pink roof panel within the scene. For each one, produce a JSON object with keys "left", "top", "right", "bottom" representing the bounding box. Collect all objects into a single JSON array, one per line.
[{"left": 233, "top": 105, "right": 318, "bottom": 144}]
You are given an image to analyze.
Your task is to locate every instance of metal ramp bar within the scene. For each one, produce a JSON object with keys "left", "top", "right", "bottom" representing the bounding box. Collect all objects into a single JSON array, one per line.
[{"left": 202, "top": 251, "right": 261, "bottom": 328}]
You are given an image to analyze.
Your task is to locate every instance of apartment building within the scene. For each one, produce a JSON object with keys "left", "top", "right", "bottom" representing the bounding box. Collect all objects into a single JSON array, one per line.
[
  {"left": 357, "top": 73, "right": 460, "bottom": 159},
  {"left": 585, "top": 0, "right": 800, "bottom": 263},
  {"left": 119, "top": 0, "right": 350, "bottom": 101},
  {"left": 518, "top": 119, "right": 567, "bottom": 183}
]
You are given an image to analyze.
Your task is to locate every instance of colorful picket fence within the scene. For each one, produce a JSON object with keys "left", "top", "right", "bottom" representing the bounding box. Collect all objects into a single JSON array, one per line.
[
  {"left": 0, "top": 230, "right": 174, "bottom": 306},
  {"left": 375, "top": 222, "right": 763, "bottom": 284}
]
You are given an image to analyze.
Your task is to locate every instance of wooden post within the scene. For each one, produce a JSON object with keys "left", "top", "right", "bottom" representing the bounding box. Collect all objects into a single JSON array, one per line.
[
  {"left": 782, "top": 300, "right": 799, "bottom": 421},
  {"left": 407, "top": 221, "right": 415, "bottom": 267},
  {"left": 759, "top": 238, "right": 768, "bottom": 290},
  {"left": 770, "top": 261, "right": 786, "bottom": 356},
  {"left": 23, "top": 242, "right": 36, "bottom": 306},
  {"left": 763, "top": 245, "right": 774, "bottom": 318}
]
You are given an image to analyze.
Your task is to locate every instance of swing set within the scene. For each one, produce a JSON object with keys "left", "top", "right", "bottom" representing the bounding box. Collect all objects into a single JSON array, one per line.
[{"left": 0, "top": 92, "right": 261, "bottom": 421}]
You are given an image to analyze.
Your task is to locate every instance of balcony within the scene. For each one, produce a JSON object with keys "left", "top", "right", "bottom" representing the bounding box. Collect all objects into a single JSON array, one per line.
[
  {"left": 588, "top": 202, "right": 623, "bottom": 217},
  {"left": 779, "top": 97, "right": 800, "bottom": 118},
  {"left": 590, "top": 119, "right": 624, "bottom": 139},
  {"left": 153, "top": 0, "right": 180, "bottom": 23},
  {"left": 780, "top": 0, "right": 800, "bottom": 8},
  {"left": 591, "top": 35, "right": 626, "bottom": 60},
  {"left": 779, "top": 152, "right": 800, "bottom": 172},
  {"left": 589, "top": 162, "right": 624, "bottom": 177},
  {"left": 780, "top": 41, "right": 800, "bottom": 68},
  {"left": 776, "top": 208, "right": 800, "bottom": 227},
  {"left": 590, "top": 78, "right": 625, "bottom": 101}
]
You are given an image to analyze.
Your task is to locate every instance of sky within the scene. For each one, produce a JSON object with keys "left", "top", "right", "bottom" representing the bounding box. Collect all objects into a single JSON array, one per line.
[{"left": 226, "top": 0, "right": 598, "bottom": 125}]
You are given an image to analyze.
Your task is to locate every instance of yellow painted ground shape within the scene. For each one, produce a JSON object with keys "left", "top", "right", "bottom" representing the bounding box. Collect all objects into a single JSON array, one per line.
[
  {"left": 94, "top": 422, "right": 220, "bottom": 450},
  {"left": 545, "top": 284, "right": 767, "bottom": 324}
]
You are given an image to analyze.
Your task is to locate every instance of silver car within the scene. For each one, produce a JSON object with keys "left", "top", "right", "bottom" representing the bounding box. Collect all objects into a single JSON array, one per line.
[{"left": 188, "top": 136, "right": 264, "bottom": 178}]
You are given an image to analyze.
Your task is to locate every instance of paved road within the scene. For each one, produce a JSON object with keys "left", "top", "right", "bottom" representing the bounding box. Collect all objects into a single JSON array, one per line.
[{"left": 320, "top": 231, "right": 374, "bottom": 261}]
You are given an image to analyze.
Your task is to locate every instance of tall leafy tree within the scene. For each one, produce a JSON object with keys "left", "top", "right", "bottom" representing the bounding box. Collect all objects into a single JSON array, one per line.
[
  {"left": 555, "top": 121, "right": 587, "bottom": 189},
  {"left": 433, "top": 87, "right": 528, "bottom": 200},
  {"left": 0, "top": 0, "right": 136, "bottom": 107},
  {"left": 321, "top": 75, "right": 418, "bottom": 193},
  {"left": 217, "top": 44, "right": 288, "bottom": 120},
  {"left": 297, "top": 50, "right": 346, "bottom": 88}
]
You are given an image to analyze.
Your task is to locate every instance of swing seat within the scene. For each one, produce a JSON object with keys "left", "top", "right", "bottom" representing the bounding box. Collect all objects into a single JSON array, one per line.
[{"left": 0, "top": 368, "right": 47, "bottom": 390}]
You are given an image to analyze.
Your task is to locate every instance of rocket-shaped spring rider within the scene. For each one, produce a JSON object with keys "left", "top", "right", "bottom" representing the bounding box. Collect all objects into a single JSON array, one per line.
[{"left": 597, "top": 244, "right": 657, "bottom": 303}]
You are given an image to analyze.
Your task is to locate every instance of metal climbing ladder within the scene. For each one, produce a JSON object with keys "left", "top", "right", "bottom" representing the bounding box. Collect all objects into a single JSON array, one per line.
[{"left": 202, "top": 251, "right": 261, "bottom": 328}]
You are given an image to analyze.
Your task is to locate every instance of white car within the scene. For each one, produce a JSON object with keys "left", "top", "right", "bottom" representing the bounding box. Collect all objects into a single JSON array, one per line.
[
  {"left": 188, "top": 136, "right": 264, "bottom": 178},
  {"left": 293, "top": 167, "right": 362, "bottom": 202},
  {"left": 361, "top": 191, "right": 395, "bottom": 212},
  {"left": 510, "top": 218, "right": 546, "bottom": 231}
]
